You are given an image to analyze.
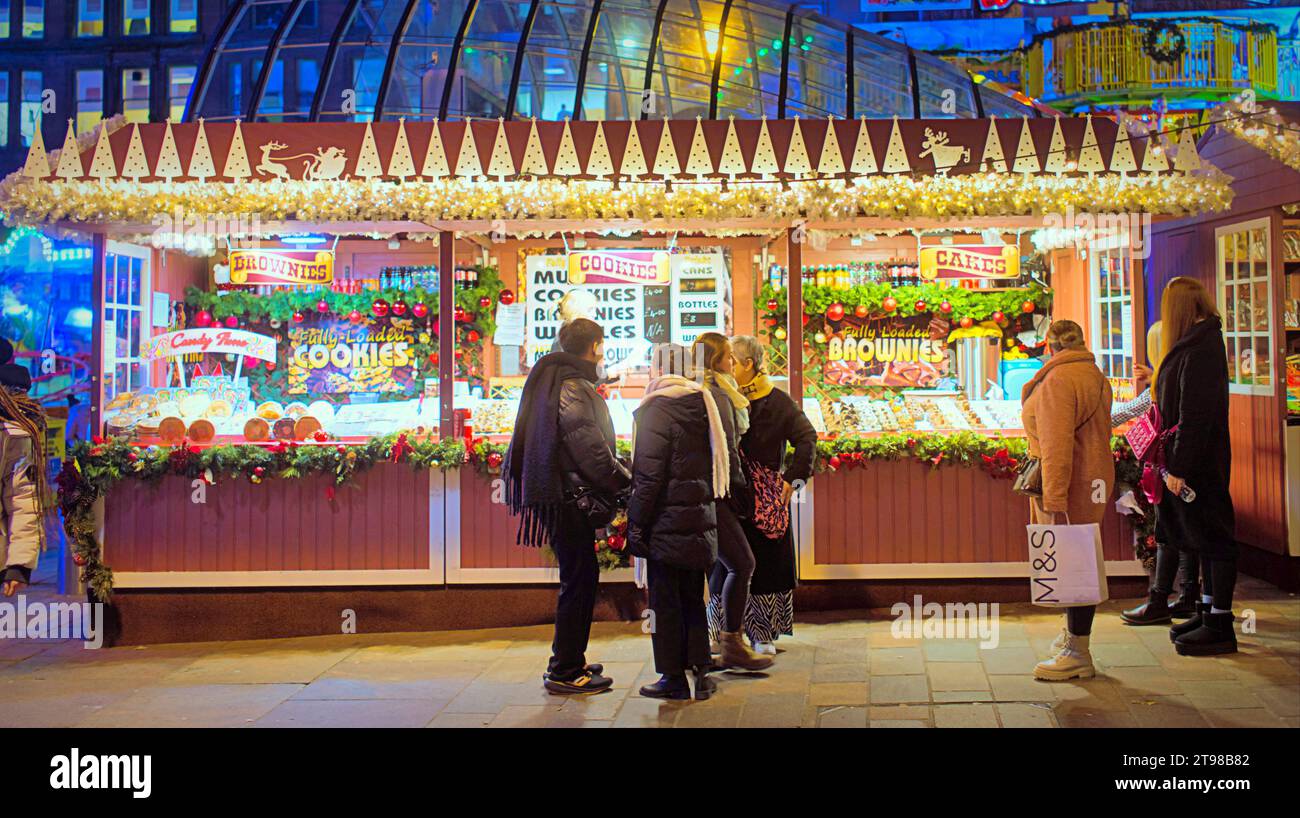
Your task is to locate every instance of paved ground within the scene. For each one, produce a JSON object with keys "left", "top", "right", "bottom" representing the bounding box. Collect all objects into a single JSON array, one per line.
[{"left": 1, "top": 571, "right": 1296, "bottom": 728}]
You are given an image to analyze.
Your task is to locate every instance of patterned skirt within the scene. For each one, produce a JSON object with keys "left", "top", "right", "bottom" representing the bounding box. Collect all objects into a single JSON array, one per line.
[{"left": 707, "top": 590, "right": 795, "bottom": 645}]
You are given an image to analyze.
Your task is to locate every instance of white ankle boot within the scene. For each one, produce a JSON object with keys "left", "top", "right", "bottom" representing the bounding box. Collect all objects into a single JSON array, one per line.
[
  {"left": 1050, "top": 626, "right": 1068, "bottom": 654},
  {"left": 1033, "top": 633, "right": 1095, "bottom": 681}
]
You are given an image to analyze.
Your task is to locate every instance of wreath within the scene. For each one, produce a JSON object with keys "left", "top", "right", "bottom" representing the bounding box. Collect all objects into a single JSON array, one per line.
[{"left": 1144, "top": 22, "right": 1187, "bottom": 65}]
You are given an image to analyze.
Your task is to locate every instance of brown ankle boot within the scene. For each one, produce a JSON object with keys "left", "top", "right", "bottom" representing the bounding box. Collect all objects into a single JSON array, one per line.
[{"left": 720, "top": 630, "right": 774, "bottom": 671}]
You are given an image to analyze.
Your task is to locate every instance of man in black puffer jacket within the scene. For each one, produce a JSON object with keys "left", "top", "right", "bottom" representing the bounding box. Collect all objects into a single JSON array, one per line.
[{"left": 503, "top": 318, "right": 630, "bottom": 695}]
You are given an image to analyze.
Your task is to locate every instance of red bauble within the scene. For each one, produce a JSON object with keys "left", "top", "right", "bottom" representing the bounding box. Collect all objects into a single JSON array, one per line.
[
  {"left": 194, "top": 310, "right": 214, "bottom": 327},
  {"left": 607, "top": 534, "right": 625, "bottom": 551},
  {"left": 73, "top": 553, "right": 87, "bottom": 566},
  {"left": 316, "top": 300, "right": 330, "bottom": 314},
  {"left": 265, "top": 361, "right": 276, "bottom": 371},
  {"left": 391, "top": 300, "right": 408, "bottom": 316},
  {"left": 854, "top": 304, "right": 869, "bottom": 319},
  {"left": 292, "top": 311, "right": 305, "bottom": 324},
  {"left": 336, "top": 444, "right": 348, "bottom": 455},
  {"left": 499, "top": 289, "right": 516, "bottom": 305},
  {"left": 486, "top": 451, "right": 503, "bottom": 469},
  {"left": 914, "top": 300, "right": 927, "bottom": 312},
  {"left": 428, "top": 353, "right": 439, "bottom": 366},
  {"left": 826, "top": 303, "right": 845, "bottom": 322},
  {"left": 253, "top": 466, "right": 265, "bottom": 477},
  {"left": 347, "top": 310, "right": 363, "bottom": 323},
  {"left": 1021, "top": 300, "right": 1036, "bottom": 314},
  {"left": 223, "top": 315, "right": 239, "bottom": 328},
  {"left": 801, "top": 313, "right": 810, "bottom": 327},
  {"left": 478, "top": 295, "right": 492, "bottom": 309},
  {"left": 882, "top": 296, "right": 898, "bottom": 312},
  {"left": 455, "top": 307, "right": 472, "bottom": 323},
  {"left": 412, "top": 302, "right": 429, "bottom": 318},
  {"left": 766, "top": 299, "right": 780, "bottom": 312},
  {"left": 939, "top": 300, "right": 953, "bottom": 314},
  {"left": 372, "top": 298, "right": 390, "bottom": 317},
  {"left": 959, "top": 316, "right": 975, "bottom": 329},
  {"left": 828, "top": 455, "right": 842, "bottom": 470},
  {"left": 313, "top": 430, "right": 329, "bottom": 442},
  {"left": 991, "top": 311, "right": 1005, "bottom": 323},
  {"left": 763, "top": 316, "right": 778, "bottom": 327},
  {"left": 127, "top": 451, "right": 138, "bottom": 462},
  {"left": 466, "top": 330, "right": 480, "bottom": 343}
]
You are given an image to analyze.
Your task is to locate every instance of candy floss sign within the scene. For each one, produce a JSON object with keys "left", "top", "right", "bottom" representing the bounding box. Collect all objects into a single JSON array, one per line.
[{"left": 142, "top": 329, "right": 277, "bottom": 362}]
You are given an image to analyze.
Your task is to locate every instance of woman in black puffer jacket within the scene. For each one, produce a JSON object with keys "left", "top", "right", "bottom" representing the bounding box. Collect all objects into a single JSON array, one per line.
[{"left": 627, "top": 345, "right": 731, "bottom": 700}]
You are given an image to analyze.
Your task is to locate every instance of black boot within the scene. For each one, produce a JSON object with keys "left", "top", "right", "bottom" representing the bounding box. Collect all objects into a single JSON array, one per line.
[
  {"left": 692, "top": 666, "right": 717, "bottom": 701},
  {"left": 1169, "top": 585, "right": 1199, "bottom": 619},
  {"left": 1174, "top": 611, "right": 1238, "bottom": 656},
  {"left": 639, "top": 674, "right": 691, "bottom": 700},
  {"left": 1169, "top": 602, "right": 1206, "bottom": 642},
  {"left": 1121, "top": 592, "right": 1173, "bottom": 625}
]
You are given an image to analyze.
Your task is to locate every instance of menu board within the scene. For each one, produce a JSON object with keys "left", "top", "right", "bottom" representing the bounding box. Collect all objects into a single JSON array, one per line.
[{"left": 670, "top": 251, "right": 730, "bottom": 346}]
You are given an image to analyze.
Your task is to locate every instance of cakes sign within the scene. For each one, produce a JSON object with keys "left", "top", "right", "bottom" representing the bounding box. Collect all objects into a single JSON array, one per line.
[
  {"left": 919, "top": 245, "right": 1020, "bottom": 280},
  {"left": 142, "top": 329, "right": 278, "bottom": 363},
  {"left": 228, "top": 248, "right": 334, "bottom": 286}
]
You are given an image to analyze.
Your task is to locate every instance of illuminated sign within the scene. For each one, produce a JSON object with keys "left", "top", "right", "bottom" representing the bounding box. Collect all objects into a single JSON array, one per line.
[
  {"left": 568, "top": 250, "right": 670, "bottom": 286},
  {"left": 142, "top": 329, "right": 278, "bottom": 363},
  {"left": 919, "top": 245, "right": 1020, "bottom": 280},
  {"left": 229, "top": 248, "right": 334, "bottom": 286}
]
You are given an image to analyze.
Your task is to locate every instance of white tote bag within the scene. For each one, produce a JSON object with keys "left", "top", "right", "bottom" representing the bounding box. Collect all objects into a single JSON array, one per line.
[{"left": 1027, "top": 520, "right": 1109, "bottom": 607}]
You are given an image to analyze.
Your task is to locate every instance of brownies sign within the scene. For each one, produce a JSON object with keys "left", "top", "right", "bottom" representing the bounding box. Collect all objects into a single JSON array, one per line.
[{"left": 228, "top": 248, "right": 334, "bottom": 286}]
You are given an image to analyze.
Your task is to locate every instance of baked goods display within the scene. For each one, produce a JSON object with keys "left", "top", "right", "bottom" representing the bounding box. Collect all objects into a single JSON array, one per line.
[{"left": 824, "top": 393, "right": 1024, "bottom": 434}]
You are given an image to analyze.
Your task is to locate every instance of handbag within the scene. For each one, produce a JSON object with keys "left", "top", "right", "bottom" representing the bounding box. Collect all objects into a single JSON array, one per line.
[
  {"left": 1012, "top": 456, "right": 1043, "bottom": 498},
  {"left": 1125, "top": 404, "right": 1179, "bottom": 504},
  {"left": 570, "top": 486, "right": 618, "bottom": 529},
  {"left": 741, "top": 450, "right": 789, "bottom": 539}
]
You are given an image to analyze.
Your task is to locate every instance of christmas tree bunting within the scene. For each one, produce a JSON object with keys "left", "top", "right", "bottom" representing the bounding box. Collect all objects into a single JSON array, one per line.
[
  {"left": 121, "top": 123, "right": 151, "bottom": 181},
  {"left": 518, "top": 117, "right": 549, "bottom": 176},
  {"left": 421, "top": 119, "right": 451, "bottom": 179},
  {"left": 453, "top": 120, "right": 485, "bottom": 178},
  {"left": 1140, "top": 135, "right": 1170, "bottom": 174},
  {"left": 652, "top": 118, "right": 680, "bottom": 178},
  {"left": 849, "top": 116, "right": 878, "bottom": 175},
  {"left": 487, "top": 117, "right": 516, "bottom": 181},
  {"left": 586, "top": 121, "right": 615, "bottom": 179},
  {"left": 188, "top": 119, "right": 216, "bottom": 182},
  {"left": 1075, "top": 115, "right": 1105, "bottom": 176},
  {"left": 817, "top": 116, "right": 846, "bottom": 176},
  {"left": 784, "top": 116, "right": 813, "bottom": 176},
  {"left": 717, "top": 116, "right": 746, "bottom": 179},
  {"left": 1173, "top": 127, "right": 1201, "bottom": 173},
  {"left": 620, "top": 121, "right": 648, "bottom": 179},
  {"left": 751, "top": 116, "right": 780, "bottom": 177},
  {"left": 981, "top": 117, "right": 1007, "bottom": 173},
  {"left": 1109, "top": 119, "right": 1137, "bottom": 175},
  {"left": 222, "top": 120, "right": 252, "bottom": 180},
  {"left": 154, "top": 120, "right": 184, "bottom": 181},
  {"left": 21, "top": 118, "right": 49, "bottom": 179},
  {"left": 388, "top": 118, "right": 417, "bottom": 180},
  {"left": 1042, "top": 117, "right": 1070, "bottom": 174},
  {"left": 54, "top": 120, "right": 84, "bottom": 180},
  {"left": 552, "top": 118, "right": 582, "bottom": 177},
  {"left": 684, "top": 116, "right": 714, "bottom": 179},
  {"left": 88, "top": 120, "right": 119, "bottom": 181},
  {"left": 880, "top": 117, "right": 910, "bottom": 174},
  {"left": 1011, "top": 117, "right": 1041, "bottom": 174},
  {"left": 354, "top": 121, "right": 385, "bottom": 178}
]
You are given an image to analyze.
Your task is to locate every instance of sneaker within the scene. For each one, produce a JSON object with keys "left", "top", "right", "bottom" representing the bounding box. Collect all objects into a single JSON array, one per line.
[
  {"left": 541, "top": 663, "right": 603, "bottom": 683},
  {"left": 639, "top": 674, "right": 691, "bottom": 700},
  {"left": 750, "top": 640, "right": 777, "bottom": 656},
  {"left": 544, "top": 670, "right": 614, "bottom": 695}
]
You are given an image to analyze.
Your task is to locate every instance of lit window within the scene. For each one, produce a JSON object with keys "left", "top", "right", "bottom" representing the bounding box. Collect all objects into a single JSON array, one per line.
[
  {"left": 0, "top": 74, "right": 8, "bottom": 147},
  {"left": 124, "top": 0, "right": 149, "bottom": 36},
  {"left": 168, "top": 65, "right": 195, "bottom": 122},
  {"left": 1090, "top": 240, "right": 1135, "bottom": 388},
  {"left": 1217, "top": 219, "right": 1274, "bottom": 394},
  {"left": 19, "top": 70, "right": 41, "bottom": 146},
  {"left": 77, "top": 0, "right": 104, "bottom": 36},
  {"left": 21, "top": 0, "right": 43, "bottom": 38},
  {"left": 297, "top": 60, "right": 319, "bottom": 115},
  {"left": 0, "top": 1, "right": 10, "bottom": 38},
  {"left": 76, "top": 70, "right": 104, "bottom": 133},
  {"left": 169, "top": 0, "right": 196, "bottom": 33},
  {"left": 122, "top": 68, "right": 151, "bottom": 123},
  {"left": 103, "top": 246, "right": 152, "bottom": 402}
]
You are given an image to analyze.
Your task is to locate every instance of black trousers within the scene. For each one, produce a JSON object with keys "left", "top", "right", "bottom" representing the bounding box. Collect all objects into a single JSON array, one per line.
[
  {"left": 647, "top": 559, "right": 711, "bottom": 677},
  {"left": 1201, "top": 555, "right": 1238, "bottom": 611},
  {"left": 546, "top": 507, "right": 599, "bottom": 681},
  {"left": 713, "top": 501, "right": 755, "bottom": 633},
  {"left": 1151, "top": 542, "right": 1201, "bottom": 597}
]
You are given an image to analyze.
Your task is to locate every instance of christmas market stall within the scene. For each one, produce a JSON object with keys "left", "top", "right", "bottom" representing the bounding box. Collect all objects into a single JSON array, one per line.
[{"left": 0, "top": 110, "right": 1231, "bottom": 643}]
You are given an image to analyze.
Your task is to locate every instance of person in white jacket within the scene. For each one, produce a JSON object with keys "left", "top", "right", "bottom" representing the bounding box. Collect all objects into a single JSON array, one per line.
[{"left": 0, "top": 339, "right": 48, "bottom": 596}]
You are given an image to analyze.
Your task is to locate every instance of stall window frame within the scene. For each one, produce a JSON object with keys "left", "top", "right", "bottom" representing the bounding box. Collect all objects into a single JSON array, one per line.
[
  {"left": 1215, "top": 217, "right": 1275, "bottom": 397},
  {"left": 1088, "top": 232, "right": 1136, "bottom": 384},
  {"left": 103, "top": 242, "right": 153, "bottom": 403}
]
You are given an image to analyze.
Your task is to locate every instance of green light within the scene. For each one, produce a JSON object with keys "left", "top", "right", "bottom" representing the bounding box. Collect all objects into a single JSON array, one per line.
[
  {"left": 772, "top": 39, "right": 781, "bottom": 49},
  {"left": 465, "top": 46, "right": 475, "bottom": 54},
  {"left": 758, "top": 48, "right": 768, "bottom": 56},
  {"left": 745, "top": 57, "right": 753, "bottom": 64},
  {"left": 733, "top": 67, "right": 742, "bottom": 75},
  {"left": 804, "top": 35, "right": 813, "bottom": 43},
  {"left": 716, "top": 90, "right": 724, "bottom": 100},
  {"left": 800, "top": 44, "right": 810, "bottom": 51}
]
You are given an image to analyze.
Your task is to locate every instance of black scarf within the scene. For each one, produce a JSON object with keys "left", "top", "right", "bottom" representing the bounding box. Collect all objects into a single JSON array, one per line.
[{"left": 503, "top": 351, "right": 599, "bottom": 547}]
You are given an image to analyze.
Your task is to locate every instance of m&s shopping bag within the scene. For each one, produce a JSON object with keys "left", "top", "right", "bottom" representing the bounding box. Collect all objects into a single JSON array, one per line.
[{"left": 1027, "top": 522, "right": 1109, "bottom": 607}]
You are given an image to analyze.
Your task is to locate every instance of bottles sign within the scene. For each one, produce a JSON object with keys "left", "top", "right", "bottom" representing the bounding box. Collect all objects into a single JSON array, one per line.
[{"left": 919, "top": 245, "right": 1020, "bottom": 280}]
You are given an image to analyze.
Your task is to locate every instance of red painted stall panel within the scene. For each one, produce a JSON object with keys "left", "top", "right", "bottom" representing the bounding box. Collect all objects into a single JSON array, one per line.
[
  {"left": 457, "top": 471, "right": 551, "bottom": 569},
  {"left": 811, "top": 461, "right": 1132, "bottom": 565},
  {"left": 104, "top": 465, "right": 431, "bottom": 572}
]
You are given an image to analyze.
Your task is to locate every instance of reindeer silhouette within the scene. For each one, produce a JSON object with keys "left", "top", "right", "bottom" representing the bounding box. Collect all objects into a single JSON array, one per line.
[
  {"left": 918, "top": 128, "right": 971, "bottom": 176},
  {"left": 256, "top": 141, "right": 292, "bottom": 180}
]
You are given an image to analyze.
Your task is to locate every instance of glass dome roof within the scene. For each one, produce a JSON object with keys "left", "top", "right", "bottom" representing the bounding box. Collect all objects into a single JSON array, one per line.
[{"left": 190, "top": 0, "right": 1035, "bottom": 123}]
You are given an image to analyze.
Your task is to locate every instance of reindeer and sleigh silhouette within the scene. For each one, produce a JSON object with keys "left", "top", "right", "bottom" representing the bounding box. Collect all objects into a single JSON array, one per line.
[{"left": 255, "top": 141, "right": 350, "bottom": 181}]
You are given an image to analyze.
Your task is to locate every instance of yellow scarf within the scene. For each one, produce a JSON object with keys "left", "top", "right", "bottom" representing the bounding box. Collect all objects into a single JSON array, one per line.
[
  {"left": 738, "top": 373, "right": 774, "bottom": 401},
  {"left": 702, "top": 371, "right": 749, "bottom": 435}
]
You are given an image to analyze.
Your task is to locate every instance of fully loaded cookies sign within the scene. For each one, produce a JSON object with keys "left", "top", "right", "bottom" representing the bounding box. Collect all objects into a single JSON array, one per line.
[
  {"left": 823, "top": 314, "right": 950, "bottom": 388},
  {"left": 286, "top": 318, "right": 417, "bottom": 394}
]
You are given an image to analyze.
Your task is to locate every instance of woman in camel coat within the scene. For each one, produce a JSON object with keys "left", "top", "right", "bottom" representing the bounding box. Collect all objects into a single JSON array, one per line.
[{"left": 1020, "top": 320, "right": 1114, "bottom": 681}]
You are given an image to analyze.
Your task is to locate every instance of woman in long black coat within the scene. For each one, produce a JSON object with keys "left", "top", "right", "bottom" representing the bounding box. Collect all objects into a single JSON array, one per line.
[
  {"left": 713, "top": 335, "right": 817, "bottom": 655},
  {"left": 1154, "top": 277, "right": 1238, "bottom": 656}
]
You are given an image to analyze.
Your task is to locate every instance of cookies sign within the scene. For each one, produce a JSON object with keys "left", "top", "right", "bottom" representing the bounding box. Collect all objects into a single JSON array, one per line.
[{"left": 286, "top": 319, "right": 417, "bottom": 394}]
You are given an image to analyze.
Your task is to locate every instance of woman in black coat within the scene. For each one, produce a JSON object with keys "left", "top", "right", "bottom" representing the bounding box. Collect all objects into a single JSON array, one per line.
[
  {"left": 1154, "top": 277, "right": 1238, "bottom": 656},
  {"left": 717, "top": 335, "right": 817, "bottom": 655},
  {"left": 627, "top": 345, "right": 732, "bottom": 700}
]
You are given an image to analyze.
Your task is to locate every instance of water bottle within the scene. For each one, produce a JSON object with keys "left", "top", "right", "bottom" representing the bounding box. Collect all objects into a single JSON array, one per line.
[{"left": 1160, "top": 468, "right": 1196, "bottom": 502}]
